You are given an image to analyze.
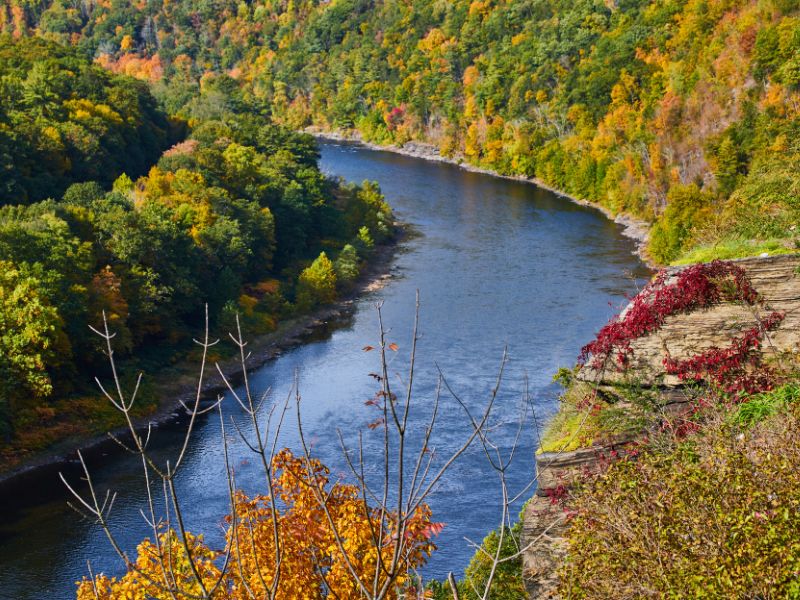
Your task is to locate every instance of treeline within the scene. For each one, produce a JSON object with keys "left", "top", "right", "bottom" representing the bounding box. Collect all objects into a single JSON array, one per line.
[
  {"left": 0, "top": 37, "right": 393, "bottom": 446},
  {"left": 7, "top": 0, "right": 800, "bottom": 264}
]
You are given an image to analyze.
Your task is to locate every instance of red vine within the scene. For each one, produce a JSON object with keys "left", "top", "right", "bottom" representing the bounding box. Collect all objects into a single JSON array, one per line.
[
  {"left": 663, "top": 311, "right": 785, "bottom": 396},
  {"left": 580, "top": 260, "right": 762, "bottom": 368}
]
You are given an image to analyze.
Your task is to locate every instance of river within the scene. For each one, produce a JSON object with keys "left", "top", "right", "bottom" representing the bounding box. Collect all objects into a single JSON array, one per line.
[{"left": 0, "top": 141, "right": 649, "bottom": 598}]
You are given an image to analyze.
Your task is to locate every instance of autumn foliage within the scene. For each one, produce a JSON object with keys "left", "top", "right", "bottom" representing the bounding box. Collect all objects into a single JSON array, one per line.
[
  {"left": 76, "top": 450, "right": 438, "bottom": 599},
  {"left": 579, "top": 260, "right": 761, "bottom": 368}
]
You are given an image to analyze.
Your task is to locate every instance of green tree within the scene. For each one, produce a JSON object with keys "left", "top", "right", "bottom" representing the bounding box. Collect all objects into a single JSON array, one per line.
[
  {"left": 354, "top": 225, "right": 374, "bottom": 257},
  {"left": 334, "top": 244, "right": 360, "bottom": 286},
  {"left": 649, "top": 184, "right": 712, "bottom": 263},
  {"left": 0, "top": 261, "right": 67, "bottom": 438},
  {"left": 715, "top": 137, "right": 741, "bottom": 197},
  {"left": 295, "top": 251, "right": 337, "bottom": 311}
]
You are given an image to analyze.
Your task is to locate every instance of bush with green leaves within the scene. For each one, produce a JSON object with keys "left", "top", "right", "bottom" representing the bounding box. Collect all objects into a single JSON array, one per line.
[{"left": 559, "top": 404, "right": 800, "bottom": 598}]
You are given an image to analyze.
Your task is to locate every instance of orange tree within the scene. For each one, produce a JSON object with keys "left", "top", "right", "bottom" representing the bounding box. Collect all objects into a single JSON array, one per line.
[{"left": 76, "top": 450, "right": 438, "bottom": 599}]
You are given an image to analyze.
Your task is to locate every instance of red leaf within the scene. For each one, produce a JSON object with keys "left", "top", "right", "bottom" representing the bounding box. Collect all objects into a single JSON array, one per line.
[{"left": 421, "top": 522, "right": 445, "bottom": 539}]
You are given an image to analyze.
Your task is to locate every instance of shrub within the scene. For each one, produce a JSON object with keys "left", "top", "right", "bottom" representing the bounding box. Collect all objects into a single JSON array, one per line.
[
  {"left": 559, "top": 405, "right": 800, "bottom": 598},
  {"left": 460, "top": 521, "right": 527, "bottom": 600}
]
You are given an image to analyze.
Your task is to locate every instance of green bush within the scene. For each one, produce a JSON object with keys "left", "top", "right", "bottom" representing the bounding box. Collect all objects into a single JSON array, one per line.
[
  {"left": 460, "top": 520, "right": 527, "bottom": 600},
  {"left": 559, "top": 405, "right": 800, "bottom": 598},
  {"left": 426, "top": 518, "right": 528, "bottom": 600}
]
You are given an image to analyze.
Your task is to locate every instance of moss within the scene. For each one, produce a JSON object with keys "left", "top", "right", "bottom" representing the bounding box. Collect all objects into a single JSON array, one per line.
[{"left": 538, "top": 381, "right": 649, "bottom": 453}]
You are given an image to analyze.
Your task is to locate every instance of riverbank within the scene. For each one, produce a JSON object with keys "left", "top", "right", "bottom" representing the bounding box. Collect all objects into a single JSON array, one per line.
[
  {"left": 307, "top": 128, "right": 654, "bottom": 267},
  {"left": 0, "top": 224, "right": 407, "bottom": 493}
]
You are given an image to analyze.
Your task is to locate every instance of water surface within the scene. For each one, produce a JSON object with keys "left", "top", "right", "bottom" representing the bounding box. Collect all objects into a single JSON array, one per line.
[{"left": 0, "top": 142, "right": 649, "bottom": 598}]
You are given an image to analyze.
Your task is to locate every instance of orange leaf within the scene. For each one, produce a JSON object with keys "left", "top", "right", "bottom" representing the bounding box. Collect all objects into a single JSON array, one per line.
[{"left": 388, "top": 343, "right": 399, "bottom": 352}]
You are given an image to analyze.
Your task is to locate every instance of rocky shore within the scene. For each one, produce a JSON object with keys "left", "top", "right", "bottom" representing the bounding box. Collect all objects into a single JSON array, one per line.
[{"left": 308, "top": 127, "right": 653, "bottom": 266}]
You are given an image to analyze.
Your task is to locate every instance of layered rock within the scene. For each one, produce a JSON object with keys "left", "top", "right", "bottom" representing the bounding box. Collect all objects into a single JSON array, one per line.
[{"left": 578, "top": 254, "right": 800, "bottom": 389}]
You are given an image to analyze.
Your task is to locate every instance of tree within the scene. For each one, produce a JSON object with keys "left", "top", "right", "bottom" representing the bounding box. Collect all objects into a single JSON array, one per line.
[
  {"left": 355, "top": 225, "right": 374, "bottom": 257},
  {"left": 295, "top": 251, "right": 337, "bottom": 310},
  {"left": 648, "top": 184, "right": 712, "bottom": 263},
  {"left": 0, "top": 261, "right": 67, "bottom": 437},
  {"left": 715, "top": 137, "right": 741, "bottom": 197},
  {"left": 77, "top": 450, "right": 437, "bottom": 599},
  {"left": 334, "top": 243, "right": 360, "bottom": 286}
]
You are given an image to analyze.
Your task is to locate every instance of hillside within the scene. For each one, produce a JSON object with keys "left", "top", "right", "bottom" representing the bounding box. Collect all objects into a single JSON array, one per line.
[
  {"left": 0, "top": 36, "right": 393, "bottom": 463},
  {"left": 525, "top": 254, "right": 800, "bottom": 597},
  {"left": 4, "top": 0, "right": 800, "bottom": 263}
]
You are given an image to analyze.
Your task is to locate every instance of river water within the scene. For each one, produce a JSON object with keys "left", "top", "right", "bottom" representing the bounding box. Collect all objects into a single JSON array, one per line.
[{"left": 0, "top": 142, "right": 649, "bottom": 598}]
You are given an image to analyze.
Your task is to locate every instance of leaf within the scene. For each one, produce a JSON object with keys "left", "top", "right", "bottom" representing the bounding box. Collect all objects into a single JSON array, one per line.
[
  {"left": 388, "top": 342, "right": 399, "bottom": 352},
  {"left": 362, "top": 345, "right": 374, "bottom": 352}
]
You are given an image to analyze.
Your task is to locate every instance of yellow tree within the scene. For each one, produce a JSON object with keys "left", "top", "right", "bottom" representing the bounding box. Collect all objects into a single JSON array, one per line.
[{"left": 76, "top": 450, "right": 437, "bottom": 599}]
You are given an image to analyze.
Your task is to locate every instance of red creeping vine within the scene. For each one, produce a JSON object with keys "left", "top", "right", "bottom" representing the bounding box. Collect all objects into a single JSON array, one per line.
[
  {"left": 663, "top": 310, "right": 785, "bottom": 396},
  {"left": 579, "top": 260, "right": 762, "bottom": 369},
  {"left": 579, "top": 259, "right": 785, "bottom": 399}
]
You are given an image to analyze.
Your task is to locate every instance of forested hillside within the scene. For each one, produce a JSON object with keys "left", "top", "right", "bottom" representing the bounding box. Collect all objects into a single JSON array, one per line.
[
  {"left": 4, "top": 0, "right": 799, "bottom": 263},
  {"left": 0, "top": 36, "right": 169, "bottom": 204},
  {"left": 0, "top": 36, "right": 392, "bottom": 454}
]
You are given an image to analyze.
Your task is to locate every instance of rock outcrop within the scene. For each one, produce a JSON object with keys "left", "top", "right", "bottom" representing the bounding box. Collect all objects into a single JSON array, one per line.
[
  {"left": 523, "top": 254, "right": 800, "bottom": 598},
  {"left": 578, "top": 254, "right": 800, "bottom": 389}
]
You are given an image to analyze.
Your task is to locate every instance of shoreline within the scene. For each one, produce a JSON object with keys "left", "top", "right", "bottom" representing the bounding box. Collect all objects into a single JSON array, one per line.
[
  {"left": 0, "top": 225, "right": 406, "bottom": 494},
  {"left": 309, "top": 127, "right": 654, "bottom": 267}
]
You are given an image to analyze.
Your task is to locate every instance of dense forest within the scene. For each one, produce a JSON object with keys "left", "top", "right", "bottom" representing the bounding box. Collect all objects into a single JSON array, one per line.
[
  {"left": 2, "top": 2, "right": 800, "bottom": 597},
  {"left": 0, "top": 36, "right": 392, "bottom": 451},
  {"left": 3, "top": 0, "right": 799, "bottom": 264}
]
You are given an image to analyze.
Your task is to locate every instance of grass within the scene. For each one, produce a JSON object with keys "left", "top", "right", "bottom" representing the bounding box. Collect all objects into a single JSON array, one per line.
[
  {"left": 672, "top": 237, "right": 797, "bottom": 265},
  {"left": 538, "top": 381, "right": 649, "bottom": 453},
  {"left": 728, "top": 382, "right": 800, "bottom": 427}
]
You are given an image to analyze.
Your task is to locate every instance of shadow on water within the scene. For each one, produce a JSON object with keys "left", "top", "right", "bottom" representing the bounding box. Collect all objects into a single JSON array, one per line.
[{"left": 0, "top": 142, "right": 651, "bottom": 599}]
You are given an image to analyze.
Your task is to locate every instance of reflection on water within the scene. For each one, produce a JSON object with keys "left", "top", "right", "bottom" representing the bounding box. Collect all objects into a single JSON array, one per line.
[{"left": 0, "top": 142, "right": 650, "bottom": 598}]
